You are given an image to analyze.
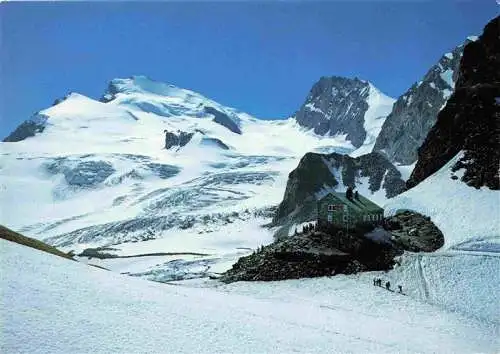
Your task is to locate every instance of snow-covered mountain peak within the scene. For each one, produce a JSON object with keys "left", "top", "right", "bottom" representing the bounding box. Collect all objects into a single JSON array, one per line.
[
  {"left": 99, "top": 75, "right": 245, "bottom": 134},
  {"left": 102, "top": 75, "right": 202, "bottom": 103},
  {"left": 44, "top": 92, "right": 120, "bottom": 116}
]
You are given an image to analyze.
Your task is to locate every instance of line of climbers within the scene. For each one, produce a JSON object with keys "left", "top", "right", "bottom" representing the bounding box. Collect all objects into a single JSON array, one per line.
[
  {"left": 345, "top": 186, "right": 359, "bottom": 201},
  {"left": 373, "top": 278, "right": 403, "bottom": 294}
]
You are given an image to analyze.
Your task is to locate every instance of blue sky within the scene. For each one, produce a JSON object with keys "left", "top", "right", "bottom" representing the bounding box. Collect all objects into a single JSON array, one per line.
[{"left": 1, "top": 1, "right": 498, "bottom": 138}]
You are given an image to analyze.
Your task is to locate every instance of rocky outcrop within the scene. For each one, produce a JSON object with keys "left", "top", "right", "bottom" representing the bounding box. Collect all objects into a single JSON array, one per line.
[
  {"left": 373, "top": 39, "right": 472, "bottom": 165},
  {"left": 221, "top": 225, "right": 401, "bottom": 283},
  {"left": 294, "top": 77, "right": 372, "bottom": 147},
  {"left": 273, "top": 152, "right": 405, "bottom": 224},
  {"left": 163, "top": 130, "right": 231, "bottom": 151},
  {"left": 407, "top": 16, "right": 500, "bottom": 190},
  {"left": 385, "top": 211, "right": 444, "bottom": 252},
  {"left": 274, "top": 152, "right": 338, "bottom": 224},
  {"left": 221, "top": 210, "right": 444, "bottom": 283},
  {"left": 164, "top": 130, "right": 194, "bottom": 150},
  {"left": 204, "top": 106, "right": 242, "bottom": 135},
  {"left": 3, "top": 114, "right": 48, "bottom": 142}
]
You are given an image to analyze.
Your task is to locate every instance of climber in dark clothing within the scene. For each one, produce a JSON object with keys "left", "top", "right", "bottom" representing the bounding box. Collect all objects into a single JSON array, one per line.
[
  {"left": 354, "top": 191, "right": 359, "bottom": 200},
  {"left": 385, "top": 281, "right": 391, "bottom": 290},
  {"left": 373, "top": 278, "right": 377, "bottom": 286},
  {"left": 398, "top": 285, "right": 403, "bottom": 293},
  {"left": 346, "top": 186, "right": 353, "bottom": 200}
]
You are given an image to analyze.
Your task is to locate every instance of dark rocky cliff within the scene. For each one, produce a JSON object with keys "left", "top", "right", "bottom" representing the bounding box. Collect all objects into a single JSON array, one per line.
[
  {"left": 373, "top": 39, "right": 471, "bottom": 165},
  {"left": 3, "top": 113, "right": 48, "bottom": 142},
  {"left": 294, "top": 77, "right": 373, "bottom": 147},
  {"left": 407, "top": 16, "right": 500, "bottom": 190}
]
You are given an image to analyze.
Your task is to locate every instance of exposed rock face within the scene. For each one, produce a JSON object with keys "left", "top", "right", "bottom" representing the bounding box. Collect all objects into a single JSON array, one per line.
[
  {"left": 3, "top": 114, "right": 48, "bottom": 142},
  {"left": 407, "top": 16, "right": 500, "bottom": 190},
  {"left": 274, "top": 152, "right": 338, "bottom": 224},
  {"left": 204, "top": 106, "right": 242, "bottom": 135},
  {"left": 294, "top": 77, "right": 372, "bottom": 147},
  {"left": 164, "top": 130, "right": 194, "bottom": 150},
  {"left": 385, "top": 211, "right": 444, "bottom": 252},
  {"left": 273, "top": 152, "right": 405, "bottom": 224},
  {"left": 373, "top": 40, "right": 471, "bottom": 165}
]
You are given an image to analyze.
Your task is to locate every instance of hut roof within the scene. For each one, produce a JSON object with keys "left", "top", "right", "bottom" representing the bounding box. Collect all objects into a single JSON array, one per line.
[{"left": 318, "top": 192, "right": 383, "bottom": 213}]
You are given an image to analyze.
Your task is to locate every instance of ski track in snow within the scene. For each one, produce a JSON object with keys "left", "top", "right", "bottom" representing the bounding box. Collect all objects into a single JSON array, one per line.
[{"left": 416, "top": 255, "right": 430, "bottom": 300}]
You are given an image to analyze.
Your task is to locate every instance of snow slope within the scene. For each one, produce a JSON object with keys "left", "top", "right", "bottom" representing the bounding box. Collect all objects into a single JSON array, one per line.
[
  {"left": 378, "top": 151, "right": 500, "bottom": 323},
  {"left": 351, "top": 83, "right": 395, "bottom": 157},
  {"left": 358, "top": 251, "right": 500, "bottom": 325},
  {"left": 2, "top": 239, "right": 498, "bottom": 354}
]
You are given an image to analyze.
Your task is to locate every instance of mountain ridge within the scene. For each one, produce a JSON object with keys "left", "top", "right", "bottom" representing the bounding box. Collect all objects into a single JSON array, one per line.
[
  {"left": 293, "top": 76, "right": 395, "bottom": 149},
  {"left": 407, "top": 16, "right": 499, "bottom": 190},
  {"left": 373, "top": 37, "right": 477, "bottom": 165}
]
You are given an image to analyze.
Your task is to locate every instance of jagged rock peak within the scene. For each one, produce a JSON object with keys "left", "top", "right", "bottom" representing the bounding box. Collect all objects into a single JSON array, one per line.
[
  {"left": 2, "top": 114, "right": 48, "bottom": 142},
  {"left": 407, "top": 16, "right": 500, "bottom": 190},
  {"left": 294, "top": 76, "right": 394, "bottom": 148},
  {"left": 373, "top": 37, "right": 476, "bottom": 165}
]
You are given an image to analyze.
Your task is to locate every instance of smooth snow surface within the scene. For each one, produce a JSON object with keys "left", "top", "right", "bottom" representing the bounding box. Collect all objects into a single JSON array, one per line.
[
  {"left": 2, "top": 239, "right": 498, "bottom": 354},
  {"left": 383, "top": 156, "right": 500, "bottom": 325},
  {"left": 395, "top": 162, "right": 416, "bottom": 181},
  {"left": 351, "top": 83, "right": 395, "bottom": 157}
]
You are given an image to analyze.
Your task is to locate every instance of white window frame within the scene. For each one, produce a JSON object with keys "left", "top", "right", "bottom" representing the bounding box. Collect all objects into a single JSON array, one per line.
[
  {"left": 327, "top": 214, "right": 333, "bottom": 223},
  {"left": 328, "top": 204, "right": 334, "bottom": 212}
]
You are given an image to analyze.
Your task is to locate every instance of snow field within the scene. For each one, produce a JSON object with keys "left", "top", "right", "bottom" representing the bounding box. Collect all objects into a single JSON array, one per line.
[{"left": 2, "top": 239, "right": 498, "bottom": 354}]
